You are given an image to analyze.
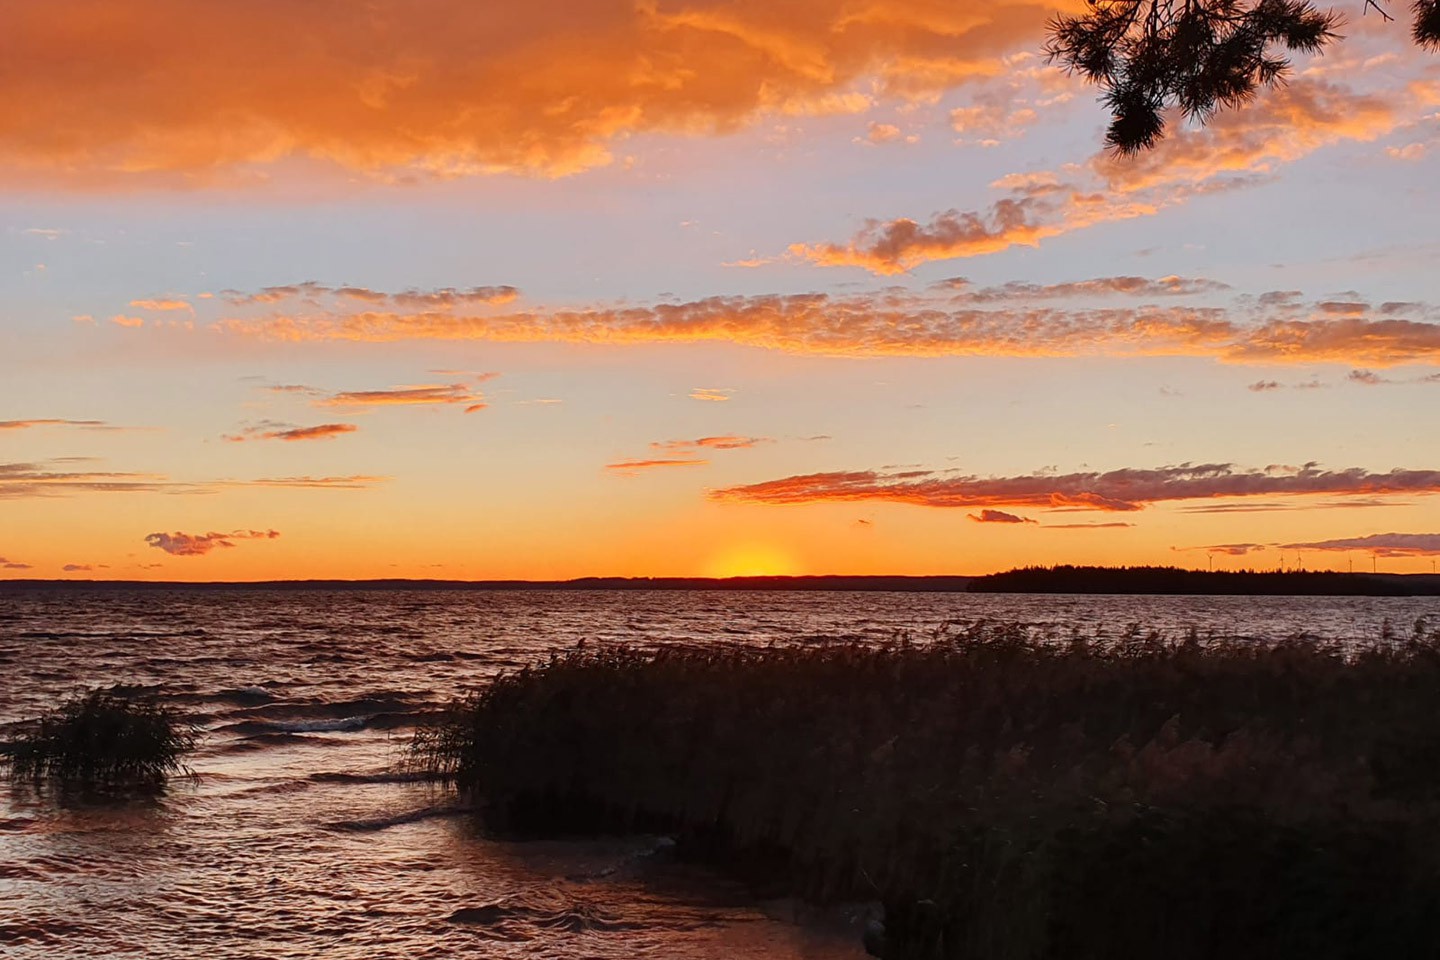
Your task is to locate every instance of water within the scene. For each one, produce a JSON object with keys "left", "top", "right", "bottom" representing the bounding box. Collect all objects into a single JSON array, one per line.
[{"left": 3, "top": 587, "right": 1437, "bottom": 958}]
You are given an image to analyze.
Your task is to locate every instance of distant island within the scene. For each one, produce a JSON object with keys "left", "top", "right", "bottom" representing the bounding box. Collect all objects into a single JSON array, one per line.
[
  {"left": 5, "top": 566, "right": 1440, "bottom": 595},
  {"left": 969, "top": 564, "right": 1440, "bottom": 596}
]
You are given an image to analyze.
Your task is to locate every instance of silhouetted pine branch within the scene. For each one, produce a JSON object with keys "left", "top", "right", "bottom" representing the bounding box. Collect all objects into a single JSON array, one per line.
[
  {"left": 1417, "top": 0, "right": 1440, "bottom": 46},
  {"left": 1046, "top": 0, "right": 1433, "bottom": 153}
]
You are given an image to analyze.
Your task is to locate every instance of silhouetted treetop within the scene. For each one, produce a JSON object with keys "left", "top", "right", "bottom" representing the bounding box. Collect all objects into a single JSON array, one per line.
[{"left": 1047, "top": 0, "right": 1440, "bottom": 153}]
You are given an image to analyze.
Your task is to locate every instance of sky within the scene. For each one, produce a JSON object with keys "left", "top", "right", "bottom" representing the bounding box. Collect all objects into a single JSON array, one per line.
[{"left": 4, "top": 0, "right": 1440, "bottom": 581}]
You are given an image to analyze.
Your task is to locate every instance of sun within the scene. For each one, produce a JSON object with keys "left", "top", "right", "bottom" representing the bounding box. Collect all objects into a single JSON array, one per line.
[{"left": 703, "top": 543, "right": 801, "bottom": 579}]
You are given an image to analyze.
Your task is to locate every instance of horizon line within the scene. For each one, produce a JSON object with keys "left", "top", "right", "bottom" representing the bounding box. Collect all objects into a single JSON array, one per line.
[{"left": 1, "top": 568, "right": 1432, "bottom": 590}]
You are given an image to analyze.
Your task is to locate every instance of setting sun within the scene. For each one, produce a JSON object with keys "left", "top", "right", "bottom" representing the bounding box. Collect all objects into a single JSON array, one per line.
[{"left": 703, "top": 543, "right": 802, "bottom": 579}]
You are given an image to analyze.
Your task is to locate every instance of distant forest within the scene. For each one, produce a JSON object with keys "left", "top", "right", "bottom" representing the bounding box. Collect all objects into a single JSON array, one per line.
[{"left": 969, "top": 565, "right": 1440, "bottom": 596}]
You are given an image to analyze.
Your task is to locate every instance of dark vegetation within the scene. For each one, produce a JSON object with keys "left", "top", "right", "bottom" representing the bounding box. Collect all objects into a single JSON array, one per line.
[
  {"left": 9, "top": 571, "right": 1440, "bottom": 594},
  {"left": 1046, "top": 0, "right": 1440, "bottom": 153},
  {"left": 1, "top": 688, "right": 198, "bottom": 788},
  {"left": 969, "top": 563, "right": 1436, "bottom": 595},
  {"left": 413, "top": 628, "right": 1440, "bottom": 959}
]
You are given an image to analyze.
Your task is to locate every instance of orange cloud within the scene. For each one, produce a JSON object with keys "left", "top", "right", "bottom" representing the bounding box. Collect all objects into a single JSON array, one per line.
[
  {"left": 110, "top": 315, "right": 146, "bottom": 328},
  {"left": 109, "top": 279, "right": 1440, "bottom": 366},
  {"left": 605, "top": 458, "right": 708, "bottom": 474},
  {"left": 689, "top": 388, "right": 734, "bottom": 402},
  {"left": 863, "top": 121, "right": 918, "bottom": 145},
  {"left": 0, "top": 418, "right": 108, "bottom": 431},
  {"left": 130, "top": 298, "right": 192, "bottom": 312},
  {"left": 145, "top": 529, "right": 280, "bottom": 557},
  {"left": 712, "top": 463, "right": 1440, "bottom": 512},
  {"left": 225, "top": 422, "right": 358, "bottom": 442},
  {"left": 792, "top": 79, "right": 1425, "bottom": 273},
  {"left": 224, "top": 283, "right": 519, "bottom": 308},
  {"left": 0, "top": 0, "right": 1066, "bottom": 187},
  {"left": 0, "top": 556, "right": 33, "bottom": 570},
  {"left": 652, "top": 435, "right": 769, "bottom": 451},
  {"left": 1092, "top": 81, "right": 1398, "bottom": 194},
  {"left": 319, "top": 384, "right": 486, "bottom": 413},
  {"left": 968, "top": 508, "right": 1036, "bottom": 523},
  {"left": 1045, "top": 521, "right": 1134, "bottom": 529},
  {"left": 0, "top": 459, "right": 385, "bottom": 498}
]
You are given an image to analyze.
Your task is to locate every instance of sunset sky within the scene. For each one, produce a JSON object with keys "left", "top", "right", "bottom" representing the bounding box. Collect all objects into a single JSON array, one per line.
[{"left": 4, "top": 0, "right": 1440, "bottom": 580}]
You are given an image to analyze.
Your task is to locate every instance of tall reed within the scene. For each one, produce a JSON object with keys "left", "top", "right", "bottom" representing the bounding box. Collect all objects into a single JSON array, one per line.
[
  {"left": 412, "top": 626, "right": 1440, "bottom": 958},
  {"left": 3, "top": 687, "right": 198, "bottom": 787}
]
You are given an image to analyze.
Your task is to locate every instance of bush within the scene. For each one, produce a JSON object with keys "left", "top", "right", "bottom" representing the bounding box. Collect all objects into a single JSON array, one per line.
[
  {"left": 410, "top": 628, "right": 1440, "bottom": 959},
  {"left": 3, "top": 688, "right": 199, "bottom": 787}
]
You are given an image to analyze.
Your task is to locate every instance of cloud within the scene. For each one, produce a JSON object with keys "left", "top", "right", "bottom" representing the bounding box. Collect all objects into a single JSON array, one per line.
[
  {"left": 968, "top": 508, "right": 1036, "bottom": 523},
  {"left": 605, "top": 458, "right": 708, "bottom": 475},
  {"left": 788, "top": 185, "right": 1110, "bottom": 274},
  {"left": 791, "top": 79, "right": 1422, "bottom": 274},
  {"left": 864, "top": 122, "right": 916, "bottom": 145},
  {"left": 0, "top": 0, "right": 1062, "bottom": 187},
  {"left": 0, "top": 556, "right": 33, "bottom": 570},
  {"left": 949, "top": 102, "right": 1040, "bottom": 141},
  {"left": 62, "top": 564, "right": 93, "bottom": 572},
  {"left": 1248, "top": 380, "right": 1283, "bottom": 392},
  {"left": 689, "top": 388, "right": 734, "bottom": 402},
  {"left": 1176, "top": 542, "right": 1268, "bottom": 556},
  {"left": 224, "top": 283, "right": 519, "bottom": 309},
  {"left": 1045, "top": 521, "right": 1134, "bottom": 529},
  {"left": 225, "top": 422, "right": 358, "bottom": 442},
  {"left": 99, "top": 277, "right": 1440, "bottom": 367},
  {"left": 318, "top": 384, "right": 486, "bottom": 413},
  {"left": 110, "top": 315, "right": 146, "bottom": 328},
  {"left": 938, "top": 275, "right": 1229, "bottom": 301},
  {"left": 145, "top": 529, "right": 280, "bottom": 557},
  {"left": 652, "top": 435, "right": 769, "bottom": 452},
  {"left": 241, "top": 476, "right": 386, "bottom": 490},
  {"left": 1278, "top": 533, "right": 1440, "bottom": 557},
  {"left": 211, "top": 290, "right": 1440, "bottom": 367},
  {"left": 1178, "top": 497, "right": 1405, "bottom": 514},
  {"left": 0, "top": 459, "right": 385, "bottom": 498},
  {"left": 0, "top": 418, "right": 109, "bottom": 431},
  {"left": 130, "top": 298, "right": 193, "bottom": 312},
  {"left": 711, "top": 462, "right": 1440, "bottom": 512},
  {"left": 428, "top": 369, "right": 502, "bottom": 382}
]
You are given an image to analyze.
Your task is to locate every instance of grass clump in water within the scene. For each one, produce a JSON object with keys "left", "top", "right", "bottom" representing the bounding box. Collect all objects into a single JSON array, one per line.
[
  {"left": 3, "top": 687, "right": 199, "bottom": 788},
  {"left": 412, "top": 627, "right": 1440, "bottom": 959}
]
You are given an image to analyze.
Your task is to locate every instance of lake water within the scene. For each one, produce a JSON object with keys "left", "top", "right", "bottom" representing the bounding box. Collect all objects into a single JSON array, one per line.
[{"left": 3, "top": 587, "right": 1438, "bottom": 958}]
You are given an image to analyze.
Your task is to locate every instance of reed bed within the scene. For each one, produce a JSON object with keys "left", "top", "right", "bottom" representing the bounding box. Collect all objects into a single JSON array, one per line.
[
  {"left": 2, "top": 687, "right": 198, "bottom": 788},
  {"left": 411, "top": 626, "right": 1440, "bottom": 959}
]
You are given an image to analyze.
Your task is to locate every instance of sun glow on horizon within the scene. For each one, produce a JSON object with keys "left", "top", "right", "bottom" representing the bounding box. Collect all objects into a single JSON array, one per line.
[{"left": 703, "top": 543, "right": 802, "bottom": 579}]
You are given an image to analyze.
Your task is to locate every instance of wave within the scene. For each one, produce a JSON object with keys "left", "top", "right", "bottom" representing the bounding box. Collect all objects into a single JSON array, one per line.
[
  {"left": 212, "top": 732, "right": 328, "bottom": 753},
  {"left": 217, "top": 716, "right": 369, "bottom": 736},
  {"left": 0, "top": 917, "right": 87, "bottom": 946},
  {"left": 306, "top": 770, "right": 433, "bottom": 785},
  {"left": 446, "top": 893, "right": 646, "bottom": 939},
  {"left": 324, "top": 804, "right": 470, "bottom": 832},
  {"left": 215, "top": 685, "right": 275, "bottom": 705}
]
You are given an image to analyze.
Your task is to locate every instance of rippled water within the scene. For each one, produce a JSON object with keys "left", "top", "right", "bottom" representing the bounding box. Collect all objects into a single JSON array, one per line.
[{"left": 3, "top": 587, "right": 1438, "bottom": 958}]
